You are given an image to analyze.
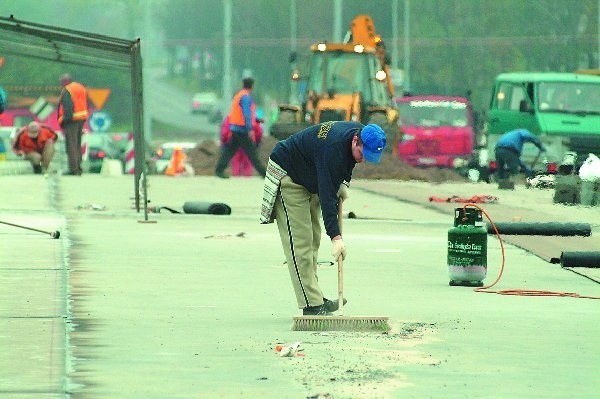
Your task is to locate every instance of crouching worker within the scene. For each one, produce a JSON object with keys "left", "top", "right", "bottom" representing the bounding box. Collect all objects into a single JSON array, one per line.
[
  {"left": 259, "top": 121, "right": 387, "bottom": 316},
  {"left": 12, "top": 122, "right": 58, "bottom": 174},
  {"left": 495, "top": 128, "right": 546, "bottom": 180}
]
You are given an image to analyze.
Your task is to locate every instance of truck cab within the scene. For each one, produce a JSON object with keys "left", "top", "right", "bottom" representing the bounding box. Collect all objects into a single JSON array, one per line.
[
  {"left": 395, "top": 95, "right": 475, "bottom": 168},
  {"left": 485, "top": 72, "right": 600, "bottom": 169}
]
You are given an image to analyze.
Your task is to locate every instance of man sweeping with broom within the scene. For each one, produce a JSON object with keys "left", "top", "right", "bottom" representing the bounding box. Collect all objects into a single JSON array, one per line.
[{"left": 260, "top": 121, "right": 386, "bottom": 316}]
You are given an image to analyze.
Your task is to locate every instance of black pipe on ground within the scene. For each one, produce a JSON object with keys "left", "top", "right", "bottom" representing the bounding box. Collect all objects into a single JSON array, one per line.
[
  {"left": 486, "top": 222, "right": 591, "bottom": 237},
  {"left": 183, "top": 201, "right": 232, "bottom": 215},
  {"left": 560, "top": 251, "right": 600, "bottom": 268}
]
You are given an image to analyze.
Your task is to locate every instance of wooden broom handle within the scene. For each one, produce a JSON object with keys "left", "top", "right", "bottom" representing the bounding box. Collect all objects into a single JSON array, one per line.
[{"left": 338, "top": 196, "right": 344, "bottom": 316}]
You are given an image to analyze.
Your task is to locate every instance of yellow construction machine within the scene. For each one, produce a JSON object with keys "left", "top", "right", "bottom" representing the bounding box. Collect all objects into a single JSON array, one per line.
[{"left": 270, "top": 15, "right": 399, "bottom": 144}]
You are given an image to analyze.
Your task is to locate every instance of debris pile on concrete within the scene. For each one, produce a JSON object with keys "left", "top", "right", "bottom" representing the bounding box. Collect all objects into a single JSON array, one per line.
[{"left": 187, "top": 136, "right": 468, "bottom": 183}]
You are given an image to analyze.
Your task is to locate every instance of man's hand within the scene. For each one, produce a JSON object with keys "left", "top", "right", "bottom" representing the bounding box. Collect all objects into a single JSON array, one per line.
[
  {"left": 337, "top": 183, "right": 349, "bottom": 201},
  {"left": 331, "top": 237, "right": 346, "bottom": 260}
]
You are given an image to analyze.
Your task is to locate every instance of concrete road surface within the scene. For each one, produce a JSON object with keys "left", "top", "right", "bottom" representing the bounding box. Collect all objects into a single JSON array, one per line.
[{"left": 1, "top": 173, "right": 599, "bottom": 398}]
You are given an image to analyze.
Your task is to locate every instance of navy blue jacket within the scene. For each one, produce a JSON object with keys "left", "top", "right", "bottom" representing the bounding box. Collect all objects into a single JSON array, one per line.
[{"left": 270, "top": 121, "right": 362, "bottom": 239}]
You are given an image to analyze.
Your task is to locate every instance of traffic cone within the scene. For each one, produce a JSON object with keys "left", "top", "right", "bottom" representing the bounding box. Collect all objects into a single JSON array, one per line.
[{"left": 165, "top": 147, "right": 186, "bottom": 176}]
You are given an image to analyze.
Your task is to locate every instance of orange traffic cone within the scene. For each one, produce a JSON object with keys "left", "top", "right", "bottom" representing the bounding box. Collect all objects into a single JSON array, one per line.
[{"left": 165, "top": 147, "right": 186, "bottom": 176}]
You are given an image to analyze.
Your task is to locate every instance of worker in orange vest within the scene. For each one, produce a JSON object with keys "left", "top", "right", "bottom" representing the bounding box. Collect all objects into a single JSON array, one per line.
[
  {"left": 58, "top": 73, "right": 88, "bottom": 175},
  {"left": 12, "top": 122, "right": 58, "bottom": 174},
  {"left": 214, "top": 77, "right": 266, "bottom": 179},
  {"left": 219, "top": 114, "right": 264, "bottom": 177}
]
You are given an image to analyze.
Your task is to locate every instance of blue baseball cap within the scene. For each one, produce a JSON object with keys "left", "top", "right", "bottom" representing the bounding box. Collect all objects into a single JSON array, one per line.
[{"left": 360, "top": 124, "right": 386, "bottom": 163}]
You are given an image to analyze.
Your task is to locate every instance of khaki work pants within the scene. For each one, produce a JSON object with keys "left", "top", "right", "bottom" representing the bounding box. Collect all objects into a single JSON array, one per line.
[{"left": 274, "top": 176, "right": 324, "bottom": 309}]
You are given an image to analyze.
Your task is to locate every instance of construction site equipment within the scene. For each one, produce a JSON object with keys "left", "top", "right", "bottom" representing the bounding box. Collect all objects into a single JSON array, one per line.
[
  {"left": 553, "top": 174, "right": 581, "bottom": 205},
  {"left": 165, "top": 147, "right": 186, "bottom": 176},
  {"left": 292, "top": 197, "right": 390, "bottom": 332},
  {"left": 148, "top": 202, "right": 232, "bottom": 215},
  {"left": 461, "top": 203, "right": 600, "bottom": 300},
  {"left": 271, "top": 15, "right": 399, "bottom": 145},
  {"left": 484, "top": 72, "right": 600, "bottom": 173},
  {"left": 485, "top": 222, "right": 591, "bottom": 237},
  {"left": 560, "top": 251, "right": 600, "bottom": 268},
  {"left": 395, "top": 95, "right": 475, "bottom": 168},
  {"left": 0, "top": 219, "right": 60, "bottom": 239},
  {"left": 447, "top": 207, "right": 487, "bottom": 287},
  {"left": 183, "top": 201, "right": 231, "bottom": 215}
]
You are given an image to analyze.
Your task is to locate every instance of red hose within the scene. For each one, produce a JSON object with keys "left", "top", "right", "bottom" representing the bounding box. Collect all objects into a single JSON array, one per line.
[{"left": 462, "top": 203, "right": 600, "bottom": 300}]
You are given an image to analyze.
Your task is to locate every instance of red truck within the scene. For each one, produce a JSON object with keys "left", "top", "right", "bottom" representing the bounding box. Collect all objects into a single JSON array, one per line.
[
  {"left": 0, "top": 106, "right": 62, "bottom": 131},
  {"left": 395, "top": 95, "right": 475, "bottom": 168}
]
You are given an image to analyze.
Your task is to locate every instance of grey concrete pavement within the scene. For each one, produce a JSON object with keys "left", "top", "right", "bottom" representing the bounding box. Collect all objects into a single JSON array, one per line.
[{"left": 1, "top": 173, "right": 599, "bottom": 398}]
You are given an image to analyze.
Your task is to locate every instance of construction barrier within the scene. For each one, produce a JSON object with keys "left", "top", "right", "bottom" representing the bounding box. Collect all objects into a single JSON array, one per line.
[
  {"left": 81, "top": 131, "right": 89, "bottom": 162},
  {"left": 165, "top": 147, "right": 186, "bottom": 176},
  {"left": 100, "top": 159, "right": 123, "bottom": 176},
  {"left": 125, "top": 132, "right": 134, "bottom": 174}
]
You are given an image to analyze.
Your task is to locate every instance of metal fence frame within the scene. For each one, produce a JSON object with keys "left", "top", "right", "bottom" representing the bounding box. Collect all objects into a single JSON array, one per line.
[{"left": 0, "top": 15, "right": 148, "bottom": 218}]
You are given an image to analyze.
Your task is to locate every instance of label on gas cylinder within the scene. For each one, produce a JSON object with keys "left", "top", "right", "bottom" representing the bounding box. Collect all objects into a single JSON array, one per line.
[
  {"left": 447, "top": 231, "right": 487, "bottom": 267},
  {"left": 447, "top": 241, "right": 484, "bottom": 253}
]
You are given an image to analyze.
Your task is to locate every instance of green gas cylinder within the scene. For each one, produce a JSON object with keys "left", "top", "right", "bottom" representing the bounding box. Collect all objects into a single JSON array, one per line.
[{"left": 447, "top": 207, "right": 487, "bottom": 287}]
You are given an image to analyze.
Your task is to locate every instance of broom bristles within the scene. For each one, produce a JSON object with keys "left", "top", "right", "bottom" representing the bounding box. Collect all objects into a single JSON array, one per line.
[{"left": 292, "top": 316, "right": 390, "bottom": 332}]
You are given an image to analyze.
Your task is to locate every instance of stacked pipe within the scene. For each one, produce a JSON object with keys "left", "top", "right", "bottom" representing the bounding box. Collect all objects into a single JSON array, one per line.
[{"left": 486, "top": 222, "right": 591, "bottom": 237}]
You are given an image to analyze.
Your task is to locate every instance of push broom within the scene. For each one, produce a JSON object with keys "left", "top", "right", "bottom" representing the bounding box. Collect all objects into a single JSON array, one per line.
[{"left": 292, "top": 197, "right": 390, "bottom": 332}]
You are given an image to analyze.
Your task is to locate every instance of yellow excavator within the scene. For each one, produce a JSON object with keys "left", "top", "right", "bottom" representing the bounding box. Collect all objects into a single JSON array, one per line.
[{"left": 270, "top": 15, "right": 399, "bottom": 144}]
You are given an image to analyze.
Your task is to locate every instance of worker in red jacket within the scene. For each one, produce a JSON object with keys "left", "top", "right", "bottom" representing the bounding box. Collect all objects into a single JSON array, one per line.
[{"left": 12, "top": 121, "right": 58, "bottom": 174}]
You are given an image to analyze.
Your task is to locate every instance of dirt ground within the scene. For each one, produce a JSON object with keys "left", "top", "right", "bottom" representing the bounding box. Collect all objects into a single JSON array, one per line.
[{"left": 186, "top": 136, "right": 468, "bottom": 183}]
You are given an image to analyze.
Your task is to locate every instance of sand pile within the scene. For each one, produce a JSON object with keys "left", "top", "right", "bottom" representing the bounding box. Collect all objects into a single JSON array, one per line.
[{"left": 187, "top": 136, "right": 467, "bottom": 183}]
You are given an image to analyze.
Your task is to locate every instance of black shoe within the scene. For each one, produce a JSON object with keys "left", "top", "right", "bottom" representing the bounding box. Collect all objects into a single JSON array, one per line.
[
  {"left": 323, "top": 297, "right": 347, "bottom": 312},
  {"left": 215, "top": 171, "right": 230, "bottom": 179},
  {"left": 302, "top": 304, "right": 332, "bottom": 316},
  {"left": 33, "top": 164, "right": 43, "bottom": 174}
]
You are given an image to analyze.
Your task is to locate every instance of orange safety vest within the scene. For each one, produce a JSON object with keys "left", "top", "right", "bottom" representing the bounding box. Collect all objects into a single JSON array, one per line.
[
  {"left": 13, "top": 126, "right": 58, "bottom": 154},
  {"left": 228, "top": 89, "right": 255, "bottom": 128},
  {"left": 58, "top": 81, "right": 88, "bottom": 124}
]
